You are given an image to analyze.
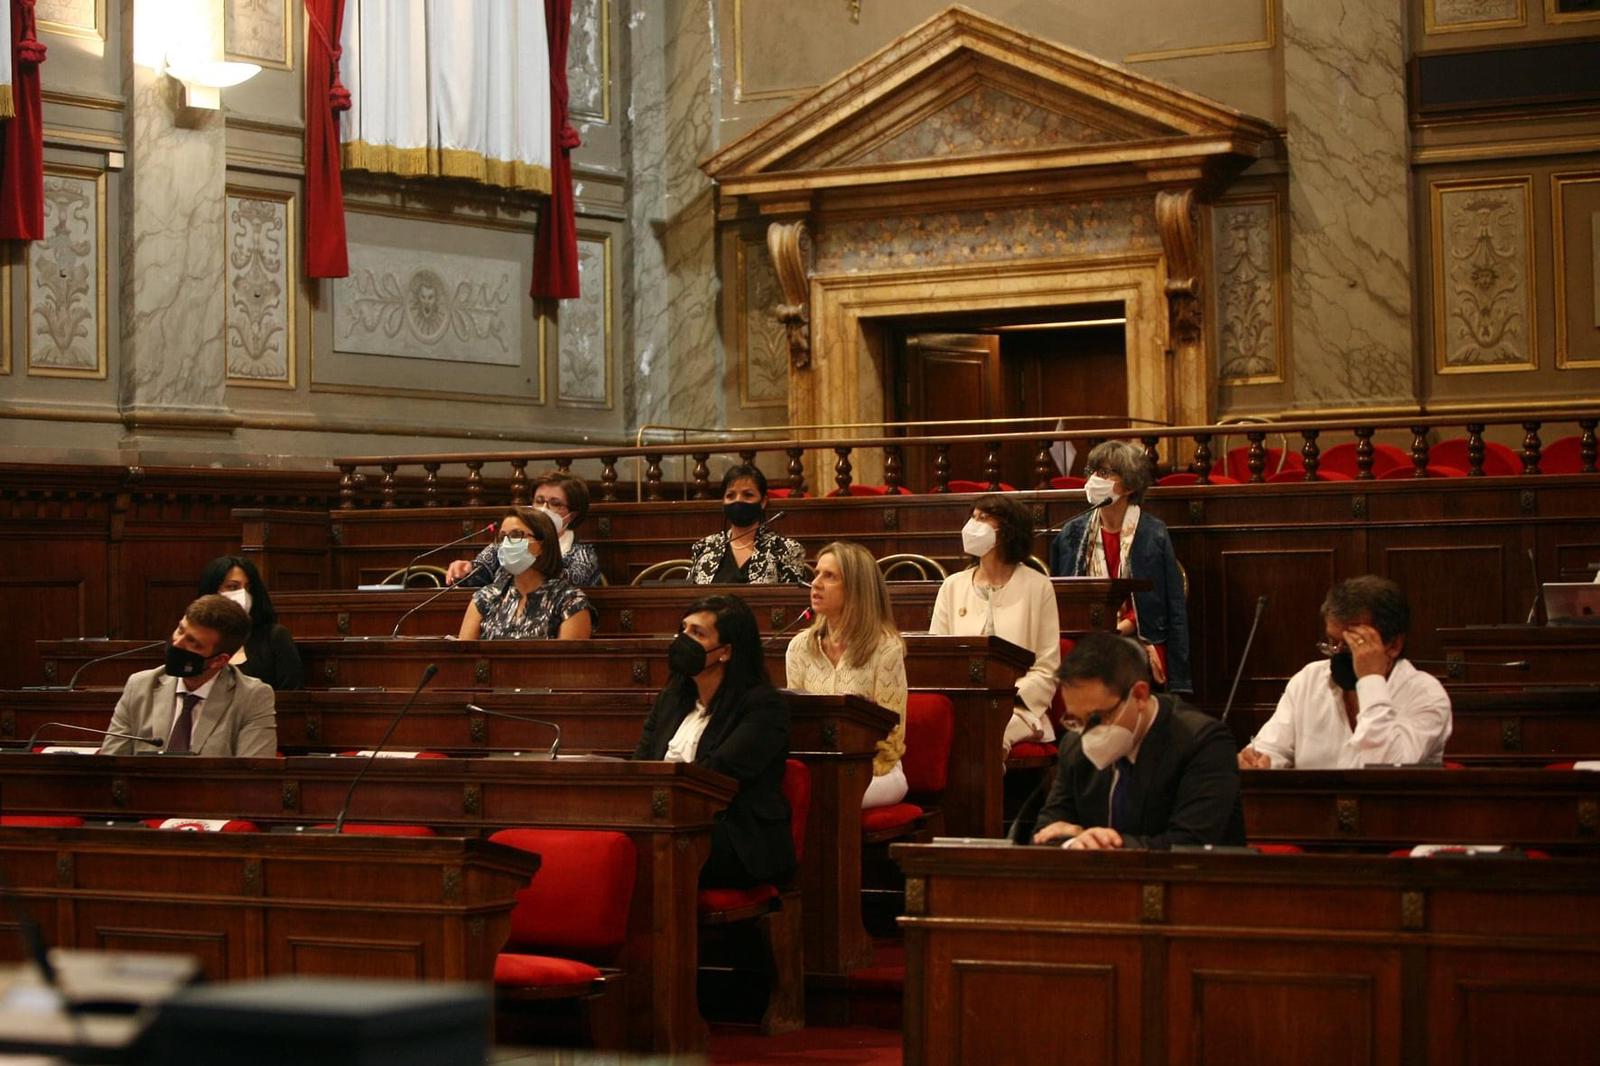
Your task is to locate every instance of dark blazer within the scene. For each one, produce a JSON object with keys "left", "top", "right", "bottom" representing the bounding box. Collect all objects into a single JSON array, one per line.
[
  {"left": 1033, "top": 695, "right": 1244, "bottom": 850},
  {"left": 1049, "top": 510, "right": 1193, "bottom": 693},
  {"left": 633, "top": 679, "right": 795, "bottom": 884},
  {"left": 239, "top": 624, "right": 303, "bottom": 690}
]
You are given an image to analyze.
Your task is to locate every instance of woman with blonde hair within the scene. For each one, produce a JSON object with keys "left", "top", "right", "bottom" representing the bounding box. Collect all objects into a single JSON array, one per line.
[{"left": 785, "top": 541, "right": 909, "bottom": 809}]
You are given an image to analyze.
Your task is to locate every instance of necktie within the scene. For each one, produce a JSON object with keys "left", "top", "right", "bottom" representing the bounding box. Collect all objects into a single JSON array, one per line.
[
  {"left": 1109, "top": 757, "right": 1134, "bottom": 832},
  {"left": 169, "top": 693, "right": 201, "bottom": 754}
]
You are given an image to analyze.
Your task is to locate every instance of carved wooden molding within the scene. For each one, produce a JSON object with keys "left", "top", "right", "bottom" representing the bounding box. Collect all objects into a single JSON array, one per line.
[
  {"left": 766, "top": 220, "right": 812, "bottom": 370},
  {"left": 1157, "top": 188, "right": 1203, "bottom": 348}
]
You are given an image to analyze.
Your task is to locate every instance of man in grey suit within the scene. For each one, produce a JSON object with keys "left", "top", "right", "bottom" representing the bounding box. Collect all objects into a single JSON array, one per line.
[{"left": 100, "top": 594, "right": 278, "bottom": 757}]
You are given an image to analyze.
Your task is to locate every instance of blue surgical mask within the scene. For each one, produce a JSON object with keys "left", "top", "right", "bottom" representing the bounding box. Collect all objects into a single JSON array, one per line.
[{"left": 497, "top": 538, "right": 535, "bottom": 575}]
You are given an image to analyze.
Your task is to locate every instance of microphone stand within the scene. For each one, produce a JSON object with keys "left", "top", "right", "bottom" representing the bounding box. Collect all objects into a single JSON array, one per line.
[
  {"left": 22, "top": 639, "right": 166, "bottom": 692},
  {"left": 465, "top": 704, "right": 560, "bottom": 759},
  {"left": 331, "top": 664, "right": 438, "bottom": 833},
  {"left": 1221, "top": 594, "right": 1268, "bottom": 724},
  {"left": 12, "top": 723, "right": 164, "bottom": 754},
  {"left": 399, "top": 523, "right": 496, "bottom": 591},
  {"left": 391, "top": 561, "right": 488, "bottom": 637},
  {"left": 764, "top": 605, "right": 815, "bottom": 647}
]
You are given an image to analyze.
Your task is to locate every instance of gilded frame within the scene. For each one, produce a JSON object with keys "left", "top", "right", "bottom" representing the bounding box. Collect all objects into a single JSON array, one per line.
[
  {"left": 1552, "top": 169, "right": 1600, "bottom": 369},
  {"left": 223, "top": 184, "right": 298, "bottom": 390},
  {"left": 1208, "top": 190, "right": 1286, "bottom": 387},
  {"left": 735, "top": 234, "right": 789, "bottom": 409},
  {"left": 1544, "top": 0, "right": 1600, "bottom": 24},
  {"left": 555, "top": 229, "right": 614, "bottom": 410},
  {"left": 1429, "top": 175, "right": 1538, "bottom": 376},
  {"left": 224, "top": 0, "right": 294, "bottom": 72},
  {"left": 1424, "top": 0, "right": 1527, "bottom": 34},
  {"left": 310, "top": 202, "right": 547, "bottom": 406},
  {"left": 26, "top": 163, "right": 107, "bottom": 380},
  {"left": 37, "top": 0, "right": 105, "bottom": 41},
  {"left": 569, "top": 0, "right": 612, "bottom": 125}
]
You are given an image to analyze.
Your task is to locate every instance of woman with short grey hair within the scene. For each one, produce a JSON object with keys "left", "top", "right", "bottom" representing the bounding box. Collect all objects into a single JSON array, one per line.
[{"left": 1049, "top": 441, "right": 1192, "bottom": 693}]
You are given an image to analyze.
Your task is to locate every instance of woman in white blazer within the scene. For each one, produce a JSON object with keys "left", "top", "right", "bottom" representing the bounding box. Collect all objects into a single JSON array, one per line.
[{"left": 930, "top": 493, "right": 1061, "bottom": 754}]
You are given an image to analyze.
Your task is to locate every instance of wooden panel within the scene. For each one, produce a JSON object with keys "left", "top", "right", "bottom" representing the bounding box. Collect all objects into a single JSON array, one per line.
[
  {"left": 1431, "top": 951, "right": 1600, "bottom": 1066},
  {"left": 1379, "top": 540, "right": 1506, "bottom": 665},
  {"left": 90, "top": 923, "right": 234, "bottom": 978},
  {"left": 1186, "top": 965, "right": 1380, "bottom": 1066},
  {"left": 284, "top": 934, "right": 425, "bottom": 980},
  {"left": 1215, "top": 545, "right": 1339, "bottom": 706},
  {"left": 955, "top": 960, "right": 1117, "bottom": 1066},
  {"left": 0, "top": 575, "right": 91, "bottom": 689}
]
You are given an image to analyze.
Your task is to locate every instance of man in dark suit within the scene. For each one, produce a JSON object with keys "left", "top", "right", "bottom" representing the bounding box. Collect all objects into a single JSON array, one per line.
[
  {"left": 100, "top": 595, "right": 277, "bottom": 757},
  {"left": 1032, "top": 632, "right": 1244, "bottom": 850}
]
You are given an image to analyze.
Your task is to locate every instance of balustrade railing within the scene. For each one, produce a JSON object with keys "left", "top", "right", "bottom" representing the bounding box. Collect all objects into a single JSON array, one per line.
[{"left": 332, "top": 409, "right": 1600, "bottom": 509}]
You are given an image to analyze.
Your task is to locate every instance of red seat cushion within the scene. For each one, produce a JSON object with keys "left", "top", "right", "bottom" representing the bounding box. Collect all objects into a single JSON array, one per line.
[
  {"left": 1376, "top": 464, "right": 1465, "bottom": 480},
  {"left": 0, "top": 815, "right": 85, "bottom": 827},
  {"left": 1156, "top": 472, "right": 1240, "bottom": 486},
  {"left": 1049, "top": 475, "right": 1086, "bottom": 490},
  {"left": 1430, "top": 438, "right": 1520, "bottom": 476},
  {"left": 782, "top": 759, "right": 810, "bottom": 861},
  {"left": 1541, "top": 436, "right": 1583, "bottom": 474},
  {"left": 860, "top": 803, "right": 924, "bottom": 835},
  {"left": 1007, "top": 742, "right": 1058, "bottom": 761},
  {"left": 493, "top": 952, "right": 603, "bottom": 990},
  {"left": 697, "top": 884, "right": 779, "bottom": 914},
  {"left": 945, "top": 480, "right": 1015, "bottom": 493},
  {"left": 1319, "top": 442, "right": 1409, "bottom": 478},
  {"left": 310, "top": 823, "right": 437, "bottom": 836},
  {"left": 1225, "top": 447, "right": 1304, "bottom": 482},
  {"left": 145, "top": 818, "right": 259, "bottom": 832},
  {"left": 488, "top": 829, "right": 637, "bottom": 956},
  {"left": 902, "top": 694, "right": 953, "bottom": 794},
  {"left": 1267, "top": 468, "right": 1352, "bottom": 482},
  {"left": 1251, "top": 843, "right": 1304, "bottom": 855}
]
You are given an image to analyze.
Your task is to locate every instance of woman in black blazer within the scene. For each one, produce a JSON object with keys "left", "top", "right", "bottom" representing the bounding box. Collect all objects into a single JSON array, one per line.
[
  {"left": 197, "top": 555, "right": 304, "bottom": 691},
  {"left": 633, "top": 593, "right": 794, "bottom": 888}
]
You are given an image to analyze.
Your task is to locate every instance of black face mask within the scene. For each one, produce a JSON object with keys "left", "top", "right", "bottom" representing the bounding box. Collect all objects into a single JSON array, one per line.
[
  {"left": 723, "top": 501, "right": 764, "bottom": 528},
  {"left": 668, "top": 632, "right": 725, "bottom": 677},
  {"left": 165, "top": 642, "right": 211, "bottom": 679},
  {"left": 1329, "top": 648, "right": 1358, "bottom": 692}
]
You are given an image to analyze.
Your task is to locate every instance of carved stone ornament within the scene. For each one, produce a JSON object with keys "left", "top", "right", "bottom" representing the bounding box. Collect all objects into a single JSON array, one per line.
[
  {"left": 1157, "top": 189, "right": 1203, "bottom": 348},
  {"left": 766, "top": 220, "right": 813, "bottom": 370}
]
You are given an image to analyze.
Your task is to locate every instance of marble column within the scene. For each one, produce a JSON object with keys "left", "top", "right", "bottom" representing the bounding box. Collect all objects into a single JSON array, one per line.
[
  {"left": 117, "top": 0, "right": 235, "bottom": 451},
  {"left": 622, "top": 0, "right": 724, "bottom": 436},
  {"left": 1281, "top": 0, "right": 1416, "bottom": 409}
]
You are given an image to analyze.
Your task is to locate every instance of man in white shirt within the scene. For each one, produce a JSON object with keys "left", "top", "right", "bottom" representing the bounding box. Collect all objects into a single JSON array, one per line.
[{"left": 1239, "top": 576, "right": 1452, "bottom": 770}]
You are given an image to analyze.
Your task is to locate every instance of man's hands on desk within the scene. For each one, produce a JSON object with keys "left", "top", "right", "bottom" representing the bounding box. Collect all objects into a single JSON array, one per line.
[{"left": 1032, "top": 821, "right": 1126, "bottom": 850}]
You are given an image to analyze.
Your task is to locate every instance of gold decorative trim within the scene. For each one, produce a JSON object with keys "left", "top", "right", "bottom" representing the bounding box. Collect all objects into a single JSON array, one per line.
[
  {"left": 1125, "top": 0, "right": 1276, "bottom": 62},
  {"left": 42, "top": 126, "right": 125, "bottom": 152},
  {"left": 39, "top": 0, "right": 106, "bottom": 41},
  {"left": 26, "top": 163, "right": 108, "bottom": 380},
  {"left": 1424, "top": 0, "right": 1527, "bottom": 34},
  {"left": 904, "top": 875, "right": 926, "bottom": 915},
  {"left": 1552, "top": 170, "right": 1600, "bottom": 369},
  {"left": 570, "top": 0, "right": 612, "bottom": 125},
  {"left": 1140, "top": 883, "right": 1166, "bottom": 922},
  {"left": 0, "top": 85, "right": 16, "bottom": 121},
  {"left": 224, "top": 184, "right": 298, "bottom": 390},
  {"left": 1210, "top": 190, "right": 1286, "bottom": 386},
  {"left": 1400, "top": 890, "right": 1426, "bottom": 930},
  {"left": 226, "top": 0, "right": 294, "bottom": 71},
  {"left": 1544, "top": 0, "right": 1600, "bottom": 23},
  {"left": 1429, "top": 175, "right": 1539, "bottom": 376},
  {"left": 1414, "top": 134, "right": 1600, "bottom": 165},
  {"left": 342, "top": 141, "right": 553, "bottom": 196},
  {"left": 41, "top": 89, "right": 125, "bottom": 112},
  {"left": 557, "top": 229, "right": 614, "bottom": 409}
]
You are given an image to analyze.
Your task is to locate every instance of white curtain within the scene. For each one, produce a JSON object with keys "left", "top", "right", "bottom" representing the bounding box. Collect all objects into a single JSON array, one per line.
[
  {"left": 0, "top": 5, "right": 13, "bottom": 121},
  {"left": 340, "top": 0, "right": 550, "bottom": 194}
]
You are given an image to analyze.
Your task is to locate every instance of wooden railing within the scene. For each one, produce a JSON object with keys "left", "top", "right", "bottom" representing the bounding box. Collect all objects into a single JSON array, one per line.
[{"left": 332, "top": 409, "right": 1600, "bottom": 508}]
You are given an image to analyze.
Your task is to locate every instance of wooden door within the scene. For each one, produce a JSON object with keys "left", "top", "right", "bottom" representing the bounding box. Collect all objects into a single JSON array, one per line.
[
  {"left": 1001, "top": 324, "right": 1128, "bottom": 485},
  {"left": 895, "top": 333, "right": 1003, "bottom": 491}
]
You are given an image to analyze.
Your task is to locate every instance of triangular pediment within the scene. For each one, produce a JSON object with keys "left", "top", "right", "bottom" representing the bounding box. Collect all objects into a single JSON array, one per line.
[{"left": 704, "top": 6, "right": 1274, "bottom": 197}]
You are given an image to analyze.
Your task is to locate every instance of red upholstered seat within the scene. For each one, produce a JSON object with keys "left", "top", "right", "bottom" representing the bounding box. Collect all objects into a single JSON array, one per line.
[
  {"left": 489, "top": 829, "right": 637, "bottom": 957},
  {"left": 859, "top": 803, "right": 924, "bottom": 836},
  {"left": 945, "top": 480, "right": 1015, "bottom": 493},
  {"left": 492, "top": 953, "right": 603, "bottom": 991},
  {"left": 902, "top": 693, "right": 954, "bottom": 794},
  {"left": 1050, "top": 475, "right": 1087, "bottom": 490},
  {"left": 1542, "top": 435, "right": 1585, "bottom": 474},
  {"left": 1545, "top": 761, "right": 1578, "bottom": 771},
  {"left": 1251, "top": 843, "right": 1305, "bottom": 854},
  {"left": 1157, "top": 472, "right": 1241, "bottom": 486},
  {"left": 1376, "top": 464, "right": 1466, "bottom": 480},
  {"left": 827, "top": 484, "right": 911, "bottom": 496},
  {"left": 1225, "top": 446, "right": 1304, "bottom": 483},
  {"left": 310, "top": 823, "right": 437, "bottom": 836},
  {"left": 1430, "top": 438, "right": 1520, "bottom": 476},
  {"left": 697, "top": 883, "right": 780, "bottom": 915},
  {"left": 335, "top": 750, "right": 448, "bottom": 759},
  {"left": 144, "top": 818, "right": 260, "bottom": 832},
  {"left": 1007, "top": 741, "right": 1058, "bottom": 761},
  {"left": 0, "top": 815, "right": 85, "bottom": 827},
  {"left": 1318, "top": 442, "right": 1409, "bottom": 478},
  {"left": 1267, "top": 468, "right": 1352, "bottom": 482}
]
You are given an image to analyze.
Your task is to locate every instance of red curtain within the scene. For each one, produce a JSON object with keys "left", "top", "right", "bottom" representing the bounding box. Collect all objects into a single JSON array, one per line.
[
  {"left": 531, "top": 0, "right": 579, "bottom": 300},
  {"left": 304, "top": 0, "right": 350, "bottom": 278},
  {"left": 0, "top": 0, "right": 46, "bottom": 241}
]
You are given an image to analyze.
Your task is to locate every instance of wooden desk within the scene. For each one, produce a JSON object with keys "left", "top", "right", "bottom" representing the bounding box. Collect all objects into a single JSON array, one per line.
[
  {"left": 35, "top": 634, "right": 1026, "bottom": 838},
  {"left": 0, "top": 756, "right": 735, "bottom": 1054},
  {"left": 1241, "top": 767, "right": 1600, "bottom": 852},
  {"left": 270, "top": 578, "right": 1142, "bottom": 639},
  {"left": 0, "top": 829, "right": 534, "bottom": 984},
  {"left": 1446, "top": 685, "right": 1600, "bottom": 759},
  {"left": 1441, "top": 625, "right": 1600, "bottom": 685},
  {"left": 891, "top": 842, "right": 1600, "bottom": 1066}
]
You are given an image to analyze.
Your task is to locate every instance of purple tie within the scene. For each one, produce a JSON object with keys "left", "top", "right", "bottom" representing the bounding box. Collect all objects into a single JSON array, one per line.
[{"left": 169, "top": 693, "right": 201, "bottom": 754}]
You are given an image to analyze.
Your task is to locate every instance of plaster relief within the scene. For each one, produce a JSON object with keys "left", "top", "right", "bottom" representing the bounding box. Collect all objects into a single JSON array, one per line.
[
  {"left": 334, "top": 245, "right": 520, "bottom": 366},
  {"left": 570, "top": 0, "right": 607, "bottom": 121},
  {"left": 28, "top": 173, "right": 102, "bottom": 377},
  {"left": 1430, "top": 0, "right": 1522, "bottom": 29},
  {"left": 741, "top": 240, "right": 788, "bottom": 407},
  {"left": 557, "top": 236, "right": 610, "bottom": 407},
  {"left": 225, "top": 0, "right": 288, "bottom": 67},
  {"left": 225, "top": 193, "right": 291, "bottom": 384},
  {"left": 1212, "top": 198, "right": 1282, "bottom": 383},
  {"left": 37, "top": 0, "right": 96, "bottom": 33},
  {"left": 850, "top": 84, "right": 1123, "bottom": 166},
  {"left": 1434, "top": 180, "right": 1535, "bottom": 372}
]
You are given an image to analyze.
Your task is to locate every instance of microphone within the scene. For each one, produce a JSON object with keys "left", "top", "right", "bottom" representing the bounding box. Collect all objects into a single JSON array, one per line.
[
  {"left": 1221, "top": 594, "right": 1268, "bottom": 724},
  {"left": 764, "top": 606, "right": 815, "bottom": 646},
  {"left": 1526, "top": 547, "right": 1542, "bottom": 625},
  {"left": 729, "top": 509, "right": 787, "bottom": 546},
  {"left": 466, "top": 703, "right": 560, "bottom": 759},
  {"left": 22, "top": 639, "right": 166, "bottom": 692},
  {"left": 392, "top": 561, "right": 487, "bottom": 637},
  {"left": 1408, "top": 658, "right": 1529, "bottom": 670},
  {"left": 399, "top": 523, "right": 496, "bottom": 590},
  {"left": 14, "top": 722, "right": 164, "bottom": 753},
  {"left": 331, "top": 664, "right": 438, "bottom": 833}
]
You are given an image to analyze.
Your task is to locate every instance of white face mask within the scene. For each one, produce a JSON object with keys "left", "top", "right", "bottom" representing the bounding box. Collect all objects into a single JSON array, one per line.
[
  {"left": 221, "top": 587, "right": 253, "bottom": 615},
  {"left": 534, "top": 505, "right": 567, "bottom": 536},
  {"left": 961, "top": 517, "right": 998, "bottom": 558},
  {"left": 1079, "top": 693, "right": 1138, "bottom": 770},
  {"left": 497, "top": 537, "right": 536, "bottom": 575},
  {"left": 1084, "top": 474, "right": 1118, "bottom": 507}
]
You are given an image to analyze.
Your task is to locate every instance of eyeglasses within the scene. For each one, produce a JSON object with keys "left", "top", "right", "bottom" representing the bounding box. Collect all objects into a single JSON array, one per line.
[
  {"left": 1061, "top": 693, "right": 1129, "bottom": 734},
  {"left": 497, "top": 529, "right": 544, "bottom": 543},
  {"left": 532, "top": 496, "right": 569, "bottom": 514},
  {"left": 1315, "top": 638, "right": 1343, "bottom": 657}
]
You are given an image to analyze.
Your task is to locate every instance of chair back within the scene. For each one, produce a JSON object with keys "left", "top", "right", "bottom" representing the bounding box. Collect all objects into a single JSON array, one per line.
[
  {"left": 489, "top": 828, "right": 638, "bottom": 959},
  {"left": 945, "top": 480, "right": 1015, "bottom": 493},
  {"left": 1225, "top": 446, "right": 1303, "bottom": 482},
  {"left": 0, "top": 815, "right": 85, "bottom": 827},
  {"left": 878, "top": 553, "right": 948, "bottom": 581},
  {"left": 1430, "top": 438, "right": 1520, "bottom": 476},
  {"left": 632, "top": 559, "right": 692, "bottom": 584},
  {"left": 1318, "top": 442, "right": 1408, "bottom": 478},
  {"left": 1157, "top": 472, "right": 1241, "bottom": 486},
  {"left": 1376, "top": 464, "right": 1465, "bottom": 480},
  {"left": 901, "top": 694, "right": 954, "bottom": 794},
  {"left": 1541, "top": 435, "right": 1584, "bottom": 474},
  {"left": 782, "top": 759, "right": 811, "bottom": 863}
]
